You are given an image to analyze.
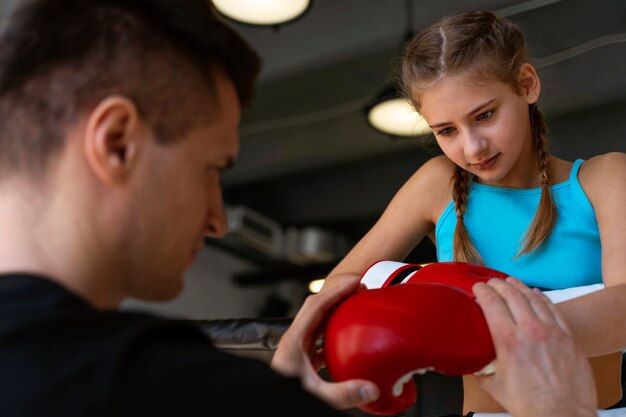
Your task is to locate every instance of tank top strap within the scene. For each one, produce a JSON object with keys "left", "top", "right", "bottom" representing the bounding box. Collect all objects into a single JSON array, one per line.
[
  {"left": 567, "top": 158, "right": 596, "bottom": 221},
  {"left": 569, "top": 159, "right": 585, "bottom": 183}
]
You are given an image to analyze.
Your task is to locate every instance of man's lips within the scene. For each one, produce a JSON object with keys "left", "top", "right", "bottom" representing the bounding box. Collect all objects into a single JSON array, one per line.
[
  {"left": 189, "top": 240, "right": 203, "bottom": 263},
  {"left": 187, "top": 247, "right": 200, "bottom": 266},
  {"left": 473, "top": 154, "right": 499, "bottom": 170}
]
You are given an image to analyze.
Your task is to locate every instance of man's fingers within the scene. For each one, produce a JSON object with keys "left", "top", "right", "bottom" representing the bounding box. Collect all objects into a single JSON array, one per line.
[
  {"left": 506, "top": 278, "right": 559, "bottom": 327},
  {"left": 473, "top": 282, "right": 516, "bottom": 347},
  {"left": 535, "top": 288, "right": 574, "bottom": 334},
  {"left": 473, "top": 281, "right": 513, "bottom": 324},
  {"left": 313, "top": 379, "right": 380, "bottom": 410},
  {"left": 483, "top": 278, "right": 541, "bottom": 325}
]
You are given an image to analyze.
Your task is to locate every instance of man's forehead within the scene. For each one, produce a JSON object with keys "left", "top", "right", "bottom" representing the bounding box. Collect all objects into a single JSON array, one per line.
[{"left": 199, "top": 73, "right": 241, "bottom": 124}]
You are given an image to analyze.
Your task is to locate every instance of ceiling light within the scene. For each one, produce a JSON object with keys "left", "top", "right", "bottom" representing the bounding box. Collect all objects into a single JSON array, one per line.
[
  {"left": 364, "top": 0, "right": 432, "bottom": 138},
  {"left": 212, "top": 0, "right": 311, "bottom": 26},
  {"left": 365, "top": 86, "right": 431, "bottom": 138}
]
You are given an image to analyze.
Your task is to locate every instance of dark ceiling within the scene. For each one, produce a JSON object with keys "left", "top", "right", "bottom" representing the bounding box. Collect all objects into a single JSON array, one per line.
[{"left": 210, "top": 0, "right": 626, "bottom": 284}]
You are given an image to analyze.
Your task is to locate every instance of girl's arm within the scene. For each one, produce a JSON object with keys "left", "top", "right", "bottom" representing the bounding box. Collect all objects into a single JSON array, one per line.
[
  {"left": 557, "top": 152, "right": 626, "bottom": 356},
  {"left": 321, "top": 155, "right": 455, "bottom": 290}
]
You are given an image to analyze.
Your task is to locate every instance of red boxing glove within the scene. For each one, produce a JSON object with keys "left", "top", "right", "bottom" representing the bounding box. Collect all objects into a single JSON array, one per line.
[{"left": 323, "top": 261, "right": 508, "bottom": 416}]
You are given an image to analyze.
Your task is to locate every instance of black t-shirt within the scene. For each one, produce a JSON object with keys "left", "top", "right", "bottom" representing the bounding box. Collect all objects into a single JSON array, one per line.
[{"left": 0, "top": 274, "right": 347, "bottom": 417}]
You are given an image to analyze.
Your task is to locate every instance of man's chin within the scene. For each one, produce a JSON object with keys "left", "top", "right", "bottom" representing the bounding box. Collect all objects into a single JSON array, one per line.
[{"left": 131, "top": 275, "right": 185, "bottom": 302}]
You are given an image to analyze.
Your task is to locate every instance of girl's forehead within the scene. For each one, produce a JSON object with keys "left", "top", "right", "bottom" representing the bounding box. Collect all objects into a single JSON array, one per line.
[
  {"left": 421, "top": 75, "right": 502, "bottom": 102},
  {"left": 418, "top": 76, "right": 511, "bottom": 118}
]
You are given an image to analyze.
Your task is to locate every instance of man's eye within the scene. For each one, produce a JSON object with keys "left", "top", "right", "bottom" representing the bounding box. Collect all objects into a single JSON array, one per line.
[{"left": 476, "top": 110, "right": 494, "bottom": 121}]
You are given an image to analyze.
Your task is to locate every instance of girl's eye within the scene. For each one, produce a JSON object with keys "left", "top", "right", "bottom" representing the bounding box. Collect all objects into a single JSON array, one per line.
[
  {"left": 476, "top": 110, "right": 494, "bottom": 121},
  {"left": 438, "top": 127, "right": 455, "bottom": 136}
]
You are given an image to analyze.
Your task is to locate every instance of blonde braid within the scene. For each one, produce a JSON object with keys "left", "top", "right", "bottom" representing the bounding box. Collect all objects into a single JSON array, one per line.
[
  {"left": 452, "top": 166, "right": 483, "bottom": 264},
  {"left": 517, "top": 105, "right": 558, "bottom": 257}
]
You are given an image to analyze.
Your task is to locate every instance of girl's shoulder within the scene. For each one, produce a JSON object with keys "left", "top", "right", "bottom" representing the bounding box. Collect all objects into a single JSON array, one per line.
[
  {"left": 578, "top": 152, "right": 626, "bottom": 197},
  {"left": 412, "top": 154, "right": 456, "bottom": 183},
  {"left": 579, "top": 152, "right": 626, "bottom": 179},
  {"left": 404, "top": 154, "right": 456, "bottom": 194},
  {"left": 401, "top": 154, "right": 456, "bottom": 221}
]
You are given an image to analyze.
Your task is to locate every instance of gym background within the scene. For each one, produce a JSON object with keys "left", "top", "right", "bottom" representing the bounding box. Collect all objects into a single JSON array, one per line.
[{"left": 1, "top": 0, "right": 621, "bottom": 416}]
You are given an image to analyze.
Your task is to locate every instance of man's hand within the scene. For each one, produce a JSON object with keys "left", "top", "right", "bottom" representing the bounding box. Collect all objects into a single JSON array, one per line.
[
  {"left": 271, "top": 275, "right": 379, "bottom": 409},
  {"left": 473, "top": 277, "right": 597, "bottom": 417}
]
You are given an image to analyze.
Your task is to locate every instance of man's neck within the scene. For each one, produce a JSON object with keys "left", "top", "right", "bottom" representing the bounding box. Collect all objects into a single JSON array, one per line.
[{"left": 0, "top": 186, "right": 123, "bottom": 310}]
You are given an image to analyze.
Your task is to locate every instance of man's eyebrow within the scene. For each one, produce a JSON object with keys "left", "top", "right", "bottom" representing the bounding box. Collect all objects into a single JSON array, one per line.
[{"left": 428, "top": 98, "right": 496, "bottom": 129}]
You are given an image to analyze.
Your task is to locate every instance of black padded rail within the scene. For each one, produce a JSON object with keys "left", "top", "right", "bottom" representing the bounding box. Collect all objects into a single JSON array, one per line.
[{"left": 190, "top": 317, "right": 293, "bottom": 350}]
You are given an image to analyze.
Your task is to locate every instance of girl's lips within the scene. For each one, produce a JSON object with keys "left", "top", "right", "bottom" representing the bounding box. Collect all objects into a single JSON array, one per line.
[{"left": 473, "top": 154, "right": 499, "bottom": 170}]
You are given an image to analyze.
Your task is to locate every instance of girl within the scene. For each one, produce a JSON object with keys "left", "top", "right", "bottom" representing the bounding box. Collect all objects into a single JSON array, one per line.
[{"left": 323, "top": 9, "right": 626, "bottom": 415}]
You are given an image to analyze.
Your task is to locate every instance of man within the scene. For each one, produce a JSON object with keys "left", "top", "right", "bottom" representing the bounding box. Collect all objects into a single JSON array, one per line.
[
  {"left": 0, "top": 1, "right": 599, "bottom": 416},
  {"left": 0, "top": 0, "right": 376, "bottom": 415}
]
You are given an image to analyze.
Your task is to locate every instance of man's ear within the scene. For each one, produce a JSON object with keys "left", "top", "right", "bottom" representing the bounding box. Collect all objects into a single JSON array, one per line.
[
  {"left": 83, "top": 96, "right": 142, "bottom": 185},
  {"left": 517, "top": 63, "right": 541, "bottom": 104}
]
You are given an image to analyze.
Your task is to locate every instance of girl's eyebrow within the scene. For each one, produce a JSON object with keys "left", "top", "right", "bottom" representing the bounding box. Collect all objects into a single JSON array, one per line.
[{"left": 429, "top": 98, "right": 496, "bottom": 129}]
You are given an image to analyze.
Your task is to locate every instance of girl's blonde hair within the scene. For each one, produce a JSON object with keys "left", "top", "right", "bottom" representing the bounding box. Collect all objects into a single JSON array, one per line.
[{"left": 401, "top": 10, "right": 557, "bottom": 263}]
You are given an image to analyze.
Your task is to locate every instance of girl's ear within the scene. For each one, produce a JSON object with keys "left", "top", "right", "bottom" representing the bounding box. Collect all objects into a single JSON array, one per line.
[{"left": 517, "top": 63, "right": 541, "bottom": 104}]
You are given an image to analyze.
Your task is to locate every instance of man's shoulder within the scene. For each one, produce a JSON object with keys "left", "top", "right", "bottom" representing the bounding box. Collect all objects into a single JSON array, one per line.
[
  {"left": 0, "top": 275, "right": 224, "bottom": 416},
  {"left": 0, "top": 275, "right": 345, "bottom": 417},
  {"left": 0, "top": 273, "right": 207, "bottom": 345}
]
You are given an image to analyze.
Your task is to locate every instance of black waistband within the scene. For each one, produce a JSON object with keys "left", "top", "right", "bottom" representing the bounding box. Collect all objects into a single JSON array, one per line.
[{"left": 606, "top": 397, "right": 625, "bottom": 409}]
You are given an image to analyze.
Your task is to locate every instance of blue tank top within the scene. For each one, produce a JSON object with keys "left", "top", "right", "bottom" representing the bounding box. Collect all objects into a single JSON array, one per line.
[{"left": 435, "top": 159, "right": 601, "bottom": 290}]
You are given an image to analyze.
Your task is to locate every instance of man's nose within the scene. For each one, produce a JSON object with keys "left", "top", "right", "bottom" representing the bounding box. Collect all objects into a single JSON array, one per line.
[
  {"left": 204, "top": 208, "right": 228, "bottom": 238},
  {"left": 204, "top": 195, "right": 229, "bottom": 238}
]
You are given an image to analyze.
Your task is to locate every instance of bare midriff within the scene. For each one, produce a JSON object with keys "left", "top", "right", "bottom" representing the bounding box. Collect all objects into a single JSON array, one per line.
[{"left": 462, "top": 352, "right": 623, "bottom": 414}]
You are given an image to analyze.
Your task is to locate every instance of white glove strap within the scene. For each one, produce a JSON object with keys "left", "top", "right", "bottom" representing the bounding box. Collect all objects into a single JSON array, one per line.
[
  {"left": 541, "top": 283, "right": 605, "bottom": 303},
  {"left": 473, "top": 409, "right": 624, "bottom": 417}
]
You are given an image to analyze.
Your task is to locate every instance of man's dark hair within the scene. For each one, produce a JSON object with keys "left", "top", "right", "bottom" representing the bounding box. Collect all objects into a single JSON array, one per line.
[{"left": 0, "top": 0, "right": 261, "bottom": 178}]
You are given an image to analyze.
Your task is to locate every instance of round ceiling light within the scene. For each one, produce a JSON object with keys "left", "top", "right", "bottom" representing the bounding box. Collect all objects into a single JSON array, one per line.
[
  {"left": 366, "top": 97, "right": 432, "bottom": 138},
  {"left": 212, "top": 0, "right": 311, "bottom": 26}
]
